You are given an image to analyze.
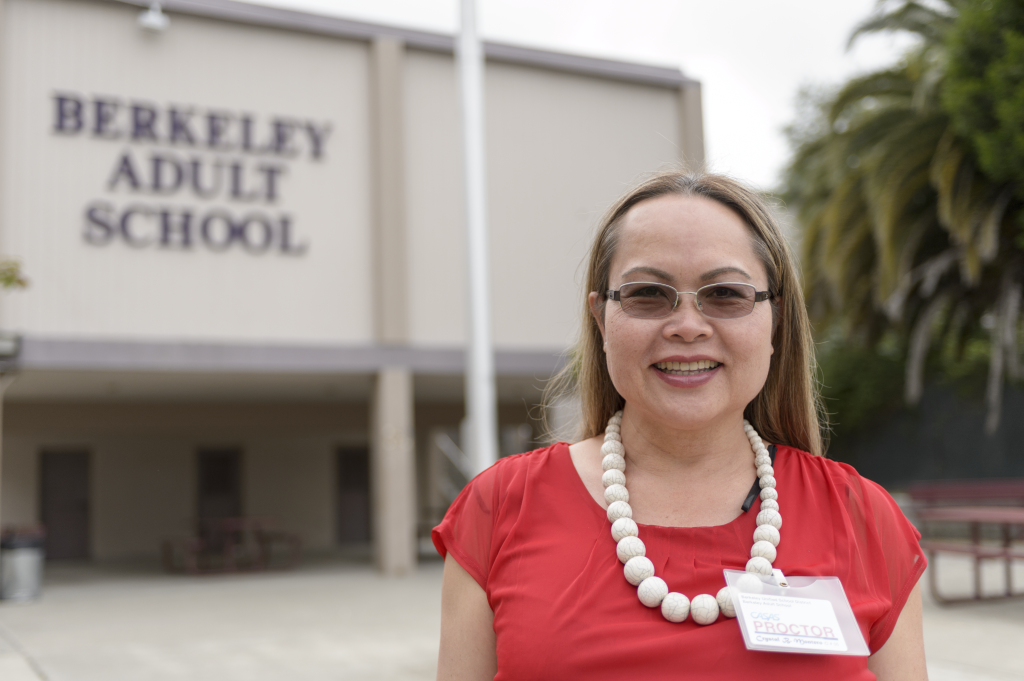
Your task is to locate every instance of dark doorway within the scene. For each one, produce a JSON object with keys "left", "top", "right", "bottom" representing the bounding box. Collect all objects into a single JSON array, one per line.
[
  {"left": 197, "top": 449, "right": 242, "bottom": 522},
  {"left": 40, "top": 450, "right": 91, "bottom": 560},
  {"left": 336, "top": 447, "right": 371, "bottom": 544}
]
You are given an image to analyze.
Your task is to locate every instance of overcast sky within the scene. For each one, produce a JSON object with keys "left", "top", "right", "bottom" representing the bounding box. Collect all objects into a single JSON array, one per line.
[{"left": 248, "top": 0, "right": 916, "bottom": 190}]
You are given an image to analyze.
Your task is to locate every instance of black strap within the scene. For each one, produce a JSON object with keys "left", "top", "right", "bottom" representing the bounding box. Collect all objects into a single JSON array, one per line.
[{"left": 742, "top": 444, "right": 776, "bottom": 512}]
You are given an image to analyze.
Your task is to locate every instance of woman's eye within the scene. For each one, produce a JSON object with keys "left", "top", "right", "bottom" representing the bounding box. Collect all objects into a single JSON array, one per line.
[
  {"left": 633, "top": 287, "right": 664, "bottom": 298},
  {"left": 707, "top": 286, "right": 740, "bottom": 298}
]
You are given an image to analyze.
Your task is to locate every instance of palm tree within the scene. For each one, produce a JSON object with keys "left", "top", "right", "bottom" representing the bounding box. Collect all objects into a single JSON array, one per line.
[{"left": 783, "top": 0, "right": 1022, "bottom": 433}]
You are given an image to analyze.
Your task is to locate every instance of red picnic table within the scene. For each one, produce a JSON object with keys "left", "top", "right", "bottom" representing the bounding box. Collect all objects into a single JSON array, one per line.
[{"left": 917, "top": 506, "right": 1024, "bottom": 603}]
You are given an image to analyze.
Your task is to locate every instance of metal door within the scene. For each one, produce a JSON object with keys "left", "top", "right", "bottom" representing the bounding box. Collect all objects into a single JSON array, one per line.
[
  {"left": 40, "top": 450, "right": 90, "bottom": 560},
  {"left": 197, "top": 449, "right": 242, "bottom": 521},
  {"left": 336, "top": 447, "right": 370, "bottom": 543}
]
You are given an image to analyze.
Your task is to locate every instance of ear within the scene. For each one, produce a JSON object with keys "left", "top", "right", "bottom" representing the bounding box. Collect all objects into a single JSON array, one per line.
[{"left": 588, "top": 291, "right": 607, "bottom": 342}]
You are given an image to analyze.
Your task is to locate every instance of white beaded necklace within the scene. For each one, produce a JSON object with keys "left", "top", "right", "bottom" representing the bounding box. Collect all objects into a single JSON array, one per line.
[{"left": 602, "top": 410, "right": 782, "bottom": 625}]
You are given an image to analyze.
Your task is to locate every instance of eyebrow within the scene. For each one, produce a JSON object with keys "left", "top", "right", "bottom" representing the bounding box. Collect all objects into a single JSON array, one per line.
[
  {"left": 620, "top": 266, "right": 673, "bottom": 281},
  {"left": 700, "top": 266, "right": 752, "bottom": 282},
  {"left": 620, "top": 265, "right": 753, "bottom": 283}
]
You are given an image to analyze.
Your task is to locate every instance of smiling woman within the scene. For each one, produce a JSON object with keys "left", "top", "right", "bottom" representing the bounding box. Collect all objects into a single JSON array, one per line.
[{"left": 433, "top": 170, "right": 927, "bottom": 680}]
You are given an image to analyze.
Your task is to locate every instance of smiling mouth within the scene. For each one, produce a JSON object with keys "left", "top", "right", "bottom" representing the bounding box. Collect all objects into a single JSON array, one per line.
[{"left": 654, "top": 360, "right": 721, "bottom": 376}]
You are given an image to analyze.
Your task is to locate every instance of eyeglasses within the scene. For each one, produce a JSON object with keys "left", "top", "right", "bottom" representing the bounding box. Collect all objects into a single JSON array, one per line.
[{"left": 606, "top": 281, "right": 773, "bottom": 320}]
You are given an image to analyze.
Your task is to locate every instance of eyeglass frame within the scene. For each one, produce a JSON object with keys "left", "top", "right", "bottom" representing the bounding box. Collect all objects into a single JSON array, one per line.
[{"left": 606, "top": 281, "right": 775, "bottom": 319}]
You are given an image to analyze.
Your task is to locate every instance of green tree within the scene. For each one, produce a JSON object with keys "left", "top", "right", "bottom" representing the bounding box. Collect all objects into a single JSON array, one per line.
[
  {"left": 0, "top": 259, "right": 27, "bottom": 290},
  {"left": 783, "top": 0, "right": 1023, "bottom": 435},
  {"left": 944, "top": 0, "right": 1024, "bottom": 194}
]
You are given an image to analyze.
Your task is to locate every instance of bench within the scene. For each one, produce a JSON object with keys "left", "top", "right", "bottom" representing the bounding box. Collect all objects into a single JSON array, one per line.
[
  {"left": 162, "top": 517, "right": 302, "bottom": 575},
  {"left": 908, "top": 486, "right": 1024, "bottom": 603},
  {"left": 909, "top": 479, "right": 1024, "bottom": 507}
]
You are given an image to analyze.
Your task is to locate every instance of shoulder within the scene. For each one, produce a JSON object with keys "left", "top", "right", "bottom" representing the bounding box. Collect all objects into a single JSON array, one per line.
[
  {"left": 475, "top": 442, "right": 567, "bottom": 488},
  {"left": 442, "top": 443, "right": 570, "bottom": 523},
  {"left": 431, "top": 443, "right": 572, "bottom": 588}
]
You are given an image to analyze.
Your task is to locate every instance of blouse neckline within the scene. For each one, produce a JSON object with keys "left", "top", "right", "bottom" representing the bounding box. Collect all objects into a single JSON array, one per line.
[{"left": 556, "top": 440, "right": 766, "bottom": 533}]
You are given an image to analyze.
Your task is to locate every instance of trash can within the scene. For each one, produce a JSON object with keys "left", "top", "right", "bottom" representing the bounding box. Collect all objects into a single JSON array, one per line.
[{"left": 1, "top": 526, "right": 45, "bottom": 601}]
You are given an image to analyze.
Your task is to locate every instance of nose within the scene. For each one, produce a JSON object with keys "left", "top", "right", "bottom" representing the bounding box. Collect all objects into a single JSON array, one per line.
[{"left": 664, "top": 292, "right": 713, "bottom": 342}]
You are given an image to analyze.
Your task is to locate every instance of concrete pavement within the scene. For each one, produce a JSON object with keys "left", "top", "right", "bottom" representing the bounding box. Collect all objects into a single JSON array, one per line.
[{"left": 0, "top": 553, "right": 1020, "bottom": 680}]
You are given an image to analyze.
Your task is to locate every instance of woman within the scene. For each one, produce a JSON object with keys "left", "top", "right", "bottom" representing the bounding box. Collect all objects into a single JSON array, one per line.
[{"left": 433, "top": 171, "right": 927, "bottom": 679}]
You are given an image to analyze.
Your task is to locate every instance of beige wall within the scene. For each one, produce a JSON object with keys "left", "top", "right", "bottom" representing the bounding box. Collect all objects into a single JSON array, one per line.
[
  {"left": 1, "top": 402, "right": 368, "bottom": 559},
  {"left": 403, "top": 49, "right": 682, "bottom": 350},
  {"left": 0, "top": 0, "right": 689, "bottom": 354},
  {"left": 0, "top": 0, "right": 374, "bottom": 344}
]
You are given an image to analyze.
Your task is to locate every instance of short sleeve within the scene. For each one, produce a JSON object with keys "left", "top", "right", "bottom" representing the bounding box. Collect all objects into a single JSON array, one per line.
[
  {"left": 431, "top": 450, "right": 532, "bottom": 592},
  {"left": 834, "top": 465, "right": 927, "bottom": 652}
]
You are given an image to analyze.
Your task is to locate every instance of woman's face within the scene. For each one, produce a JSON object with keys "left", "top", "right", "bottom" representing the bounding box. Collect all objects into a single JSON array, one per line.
[{"left": 590, "top": 194, "right": 775, "bottom": 431}]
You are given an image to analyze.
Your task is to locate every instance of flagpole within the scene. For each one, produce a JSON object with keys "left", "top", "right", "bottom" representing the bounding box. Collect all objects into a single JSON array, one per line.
[{"left": 458, "top": 0, "right": 498, "bottom": 474}]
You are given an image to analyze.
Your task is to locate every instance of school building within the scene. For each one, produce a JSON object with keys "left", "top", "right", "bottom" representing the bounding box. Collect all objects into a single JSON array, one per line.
[{"left": 0, "top": 0, "right": 703, "bottom": 575}]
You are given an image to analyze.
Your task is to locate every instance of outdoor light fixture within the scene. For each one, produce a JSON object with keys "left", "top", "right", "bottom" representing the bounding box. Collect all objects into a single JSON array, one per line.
[{"left": 138, "top": 2, "right": 169, "bottom": 32}]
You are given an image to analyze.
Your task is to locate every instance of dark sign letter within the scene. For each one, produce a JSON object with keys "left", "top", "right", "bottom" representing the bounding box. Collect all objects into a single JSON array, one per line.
[
  {"left": 93, "top": 99, "right": 121, "bottom": 138},
  {"left": 131, "top": 104, "right": 159, "bottom": 142},
  {"left": 108, "top": 152, "right": 142, "bottom": 191},
  {"left": 305, "top": 122, "right": 331, "bottom": 160},
  {"left": 169, "top": 108, "right": 196, "bottom": 145},
  {"left": 151, "top": 154, "right": 184, "bottom": 194},
  {"left": 54, "top": 94, "right": 84, "bottom": 133},
  {"left": 84, "top": 202, "right": 116, "bottom": 245}
]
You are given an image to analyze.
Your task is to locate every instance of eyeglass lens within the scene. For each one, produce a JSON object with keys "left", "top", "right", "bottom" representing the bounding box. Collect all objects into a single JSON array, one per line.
[{"left": 617, "top": 282, "right": 757, "bottom": 319}]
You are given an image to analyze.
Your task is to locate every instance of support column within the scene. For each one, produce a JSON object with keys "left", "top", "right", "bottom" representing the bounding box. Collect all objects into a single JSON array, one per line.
[
  {"left": 371, "top": 367, "right": 416, "bottom": 576},
  {"left": 0, "top": 374, "right": 16, "bottom": 531},
  {"left": 678, "top": 81, "right": 706, "bottom": 170},
  {"left": 369, "top": 36, "right": 416, "bottom": 574},
  {"left": 371, "top": 35, "right": 408, "bottom": 344}
]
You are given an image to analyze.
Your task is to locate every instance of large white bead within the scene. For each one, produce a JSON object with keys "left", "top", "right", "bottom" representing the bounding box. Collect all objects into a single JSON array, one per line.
[
  {"left": 623, "top": 556, "right": 655, "bottom": 586},
  {"left": 661, "top": 592, "right": 690, "bottom": 622},
  {"left": 602, "top": 454, "right": 626, "bottom": 472},
  {"left": 760, "top": 487, "right": 778, "bottom": 501},
  {"left": 746, "top": 556, "right": 773, "bottom": 575},
  {"left": 604, "top": 431, "right": 621, "bottom": 442},
  {"left": 607, "top": 500, "right": 632, "bottom": 523},
  {"left": 604, "top": 484, "right": 629, "bottom": 504},
  {"left": 602, "top": 469, "right": 626, "bottom": 488},
  {"left": 690, "top": 594, "right": 720, "bottom": 625},
  {"left": 716, "top": 586, "right": 738, "bottom": 618},
  {"left": 753, "top": 524, "right": 781, "bottom": 547},
  {"left": 756, "top": 508, "right": 782, "bottom": 529},
  {"left": 637, "top": 576, "right": 669, "bottom": 607},
  {"left": 758, "top": 474, "right": 777, "bottom": 489},
  {"left": 601, "top": 440, "right": 624, "bottom": 456},
  {"left": 760, "top": 498, "right": 779, "bottom": 512},
  {"left": 751, "top": 540, "right": 777, "bottom": 563},
  {"left": 605, "top": 424, "right": 620, "bottom": 434},
  {"left": 616, "top": 535, "right": 645, "bottom": 563},
  {"left": 736, "top": 573, "right": 764, "bottom": 594},
  {"left": 609, "top": 411, "right": 623, "bottom": 424},
  {"left": 754, "top": 453, "right": 771, "bottom": 467},
  {"left": 756, "top": 464, "right": 774, "bottom": 478},
  {"left": 611, "top": 517, "right": 639, "bottom": 542}
]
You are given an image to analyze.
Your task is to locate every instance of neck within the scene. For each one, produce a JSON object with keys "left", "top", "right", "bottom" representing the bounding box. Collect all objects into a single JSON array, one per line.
[{"left": 618, "top": 405, "right": 752, "bottom": 479}]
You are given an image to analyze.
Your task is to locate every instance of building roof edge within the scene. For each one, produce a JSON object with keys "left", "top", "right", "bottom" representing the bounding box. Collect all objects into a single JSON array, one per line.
[{"left": 111, "top": 0, "right": 695, "bottom": 87}]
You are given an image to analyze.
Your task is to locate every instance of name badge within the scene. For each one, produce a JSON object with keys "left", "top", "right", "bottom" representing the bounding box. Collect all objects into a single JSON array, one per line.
[{"left": 723, "top": 570, "right": 870, "bottom": 656}]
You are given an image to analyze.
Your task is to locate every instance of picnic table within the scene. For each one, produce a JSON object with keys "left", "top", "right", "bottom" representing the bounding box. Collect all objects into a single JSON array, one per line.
[
  {"left": 162, "top": 517, "right": 302, "bottom": 575},
  {"left": 917, "top": 506, "right": 1024, "bottom": 603}
]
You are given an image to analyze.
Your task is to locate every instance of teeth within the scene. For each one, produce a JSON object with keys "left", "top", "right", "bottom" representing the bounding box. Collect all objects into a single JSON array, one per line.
[{"left": 655, "top": 361, "right": 719, "bottom": 373}]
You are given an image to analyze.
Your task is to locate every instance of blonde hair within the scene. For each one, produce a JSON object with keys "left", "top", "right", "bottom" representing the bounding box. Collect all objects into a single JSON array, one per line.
[{"left": 544, "top": 170, "right": 825, "bottom": 456}]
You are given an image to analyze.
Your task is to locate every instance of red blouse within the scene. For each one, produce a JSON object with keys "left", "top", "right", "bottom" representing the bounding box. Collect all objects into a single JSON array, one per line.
[{"left": 433, "top": 442, "right": 926, "bottom": 680}]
